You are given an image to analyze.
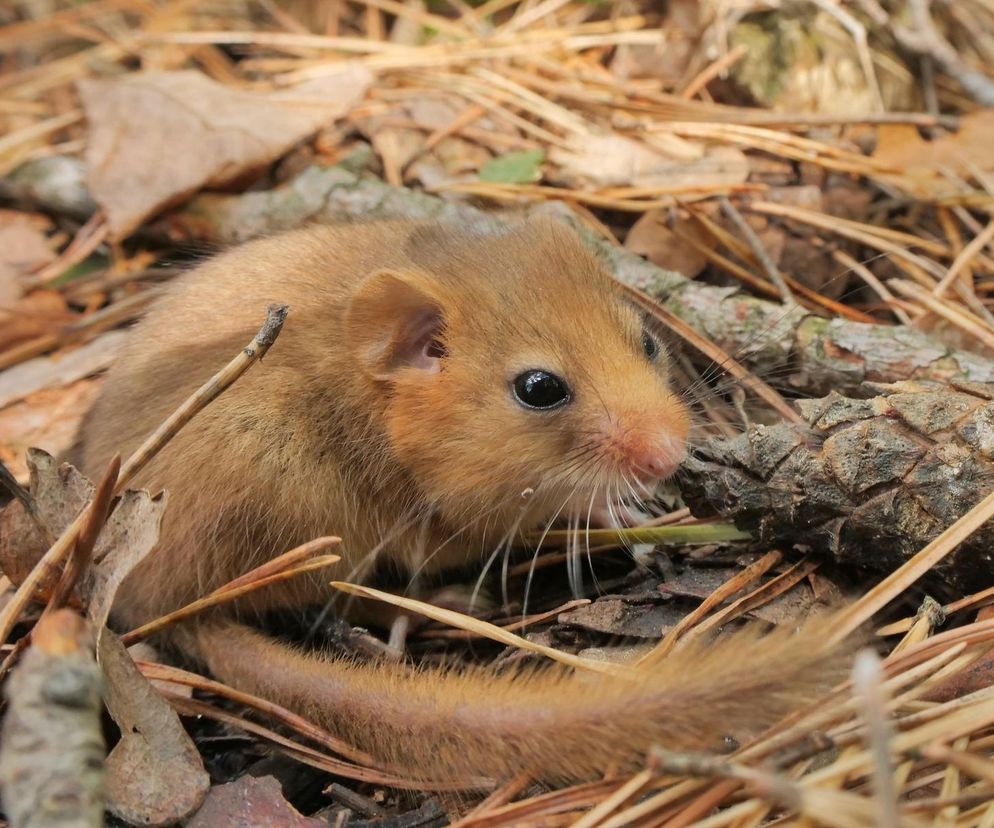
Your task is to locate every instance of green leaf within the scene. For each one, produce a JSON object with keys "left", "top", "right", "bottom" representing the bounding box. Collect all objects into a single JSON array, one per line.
[{"left": 479, "top": 149, "right": 545, "bottom": 184}]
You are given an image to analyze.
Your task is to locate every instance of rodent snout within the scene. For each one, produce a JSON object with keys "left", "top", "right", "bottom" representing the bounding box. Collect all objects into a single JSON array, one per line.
[
  {"left": 598, "top": 416, "right": 688, "bottom": 485},
  {"left": 626, "top": 434, "right": 687, "bottom": 484}
]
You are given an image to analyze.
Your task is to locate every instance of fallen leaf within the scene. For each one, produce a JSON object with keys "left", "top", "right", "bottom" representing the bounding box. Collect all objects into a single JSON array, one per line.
[
  {"left": 355, "top": 96, "right": 493, "bottom": 188},
  {"left": 188, "top": 775, "right": 324, "bottom": 828},
  {"left": 23, "top": 448, "right": 93, "bottom": 530},
  {"left": 0, "top": 289, "right": 73, "bottom": 351},
  {"left": 610, "top": 0, "right": 700, "bottom": 84},
  {"left": 0, "top": 377, "right": 103, "bottom": 479},
  {"left": 872, "top": 110, "right": 994, "bottom": 198},
  {"left": 368, "top": 124, "right": 423, "bottom": 185},
  {"left": 550, "top": 135, "right": 748, "bottom": 189},
  {"left": 81, "top": 487, "right": 166, "bottom": 632},
  {"left": 0, "top": 446, "right": 164, "bottom": 628},
  {"left": 0, "top": 211, "right": 55, "bottom": 306},
  {"left": 99, "top": 630, "right": 209, "bottom": 827},
  {"left": 479, "top": 149, "right": 546, "bottom": 184},
  {"left": 625, "top": 208, "right": 711, "bottom": 278},
  {"left": 80, "top": 67, "right": 373, "bottom": 237},
  {"left": 0, "top": 448, "right": 94, "bottom": 591}
]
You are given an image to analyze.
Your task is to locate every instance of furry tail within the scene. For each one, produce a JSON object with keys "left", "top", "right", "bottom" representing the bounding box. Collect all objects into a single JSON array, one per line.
[{"left": 196, "top": 618, "right": 847, "bottom": 784}]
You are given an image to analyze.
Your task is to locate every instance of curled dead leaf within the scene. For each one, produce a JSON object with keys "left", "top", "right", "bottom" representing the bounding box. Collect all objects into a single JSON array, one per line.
[
  {"left": 0, "top": 448, "right": 93, "bottom": 592},
  {"left": 625, "top": 208, "right": 711, "bottom": 278},
  {"left": 81, "top": 486, "right": 167, "bottom": 633},
  {"left": 99, "top": 630, "right": 209, "bottom": 827}
]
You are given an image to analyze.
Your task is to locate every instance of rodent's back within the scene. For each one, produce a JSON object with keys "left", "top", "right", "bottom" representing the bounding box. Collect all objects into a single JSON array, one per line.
[{"left": 77, "top": 222, "right": 432, "bottom": 626}]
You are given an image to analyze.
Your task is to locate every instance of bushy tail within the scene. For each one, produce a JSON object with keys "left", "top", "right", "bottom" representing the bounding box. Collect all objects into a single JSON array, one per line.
[{"left": 196, "top": 618, "right": 848, "bottom": 784}]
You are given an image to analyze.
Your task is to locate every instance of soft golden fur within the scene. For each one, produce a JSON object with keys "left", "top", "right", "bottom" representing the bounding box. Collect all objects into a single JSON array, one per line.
[{"left": 76, "top": 219, "right": 840, "bottom": 783}]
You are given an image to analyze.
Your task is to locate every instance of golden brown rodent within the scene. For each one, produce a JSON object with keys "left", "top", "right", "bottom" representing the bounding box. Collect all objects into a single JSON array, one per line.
[{"left": 76, "top": 219, "right": 841, "bottom": 783}]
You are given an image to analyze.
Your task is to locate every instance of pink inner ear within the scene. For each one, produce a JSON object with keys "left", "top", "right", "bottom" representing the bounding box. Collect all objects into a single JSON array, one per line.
[{"left": 395, "top": 310, "right": 444, "bottom": 373}]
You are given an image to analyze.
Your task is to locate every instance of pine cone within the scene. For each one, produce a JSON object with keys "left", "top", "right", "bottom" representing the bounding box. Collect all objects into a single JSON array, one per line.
[{"left": 679, "top": 381, "right": 994, "bottom": 591}]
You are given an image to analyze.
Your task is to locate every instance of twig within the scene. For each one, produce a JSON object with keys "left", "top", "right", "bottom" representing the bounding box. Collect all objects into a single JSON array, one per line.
[
  {"left": 0, "top": 610, "right": 103, "bottom": 828},
  {"left": 46, "top": 454, "right": 119, "bottom": 612},
  {"left": 123, "top": 549, "right": 340, "bottom": 644},
  {"left": 116, "top": 303, "right": 287, "bottom": 489},
  {"left": 719, "top": 196, "right": 796, "bottom": 306}
]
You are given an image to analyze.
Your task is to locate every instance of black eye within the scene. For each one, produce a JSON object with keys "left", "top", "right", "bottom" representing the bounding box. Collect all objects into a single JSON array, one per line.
[
  {"left": 424, "top": 337, "right": 446, "bottom": 359},
  {"left": 642, "top": 330, "right": 659, "bottom": 361},
  {"left": 512, "top": 370, "right": 571, "bottom": 410}
]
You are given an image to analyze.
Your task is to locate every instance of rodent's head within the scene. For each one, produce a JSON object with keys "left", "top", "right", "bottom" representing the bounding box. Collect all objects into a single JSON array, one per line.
[{"left": 345, "top": 220, "right": 690, "bottom": 537}]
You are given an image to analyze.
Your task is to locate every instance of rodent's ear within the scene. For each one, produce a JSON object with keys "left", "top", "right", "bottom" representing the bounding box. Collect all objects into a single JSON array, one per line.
[{"left": 346, "top": 269, "right": 445, "bottom": 381}]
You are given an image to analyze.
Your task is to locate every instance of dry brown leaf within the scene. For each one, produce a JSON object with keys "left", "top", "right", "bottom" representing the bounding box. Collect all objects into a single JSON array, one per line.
[
  {"left": 872, "top": 110, "right": 994, "bottom": 197},
  {"left": 0, "top": 448, "right": 94, "bottom": 590},
  {"left": 610, "top": 0, "right": 700, "bottom": 84},
  {"left": 0, "top": 211, "right": 54, "bottom": 306},
  {"left": 81, "top": 486, "right": 166, "bottom": 633},
  {"left": 0, "top": 447, "right": 164, "bottom": 628},
  {"left": 0, "top": 289, "right": 73, "bottom": 351},
  {"left": 550, "top": 135, "right": 748, "bottom": 190},
  {"left": 80, "top": 67, "right": 372, "bottom": 237},
  {"left": 99, "top": 630, "right": 209, "bottom": 827},
  {"left": 22, "top": 448, "right": 93, "bottom": 533},
  {"left": 187, "top": 775, "right": 324, "bottom": 828},
  {"left": 625, "top": 209, "right": 711, "bottom": 278},
  {"left": 0, "top": 378, "right": 103, "bottom": 479}
]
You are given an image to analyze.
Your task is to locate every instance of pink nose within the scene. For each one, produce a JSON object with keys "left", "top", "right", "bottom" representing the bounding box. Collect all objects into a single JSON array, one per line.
[{"left": 626, "top": 436, "right": 686, "bottom": 483}]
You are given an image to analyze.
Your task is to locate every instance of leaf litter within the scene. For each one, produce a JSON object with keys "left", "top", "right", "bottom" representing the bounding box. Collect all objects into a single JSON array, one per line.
[{"left": 4, "top": 1, "right": 994, "bottom": 826}]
